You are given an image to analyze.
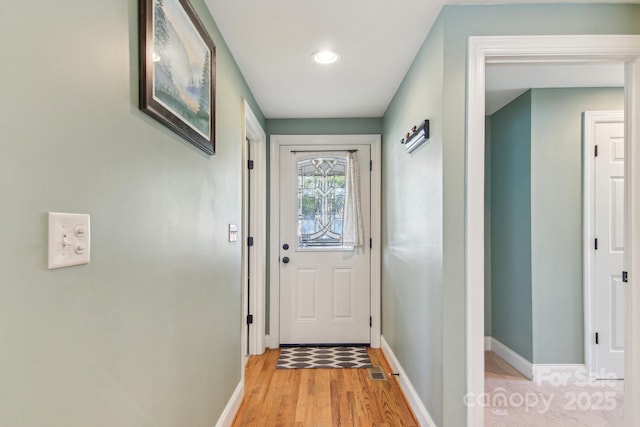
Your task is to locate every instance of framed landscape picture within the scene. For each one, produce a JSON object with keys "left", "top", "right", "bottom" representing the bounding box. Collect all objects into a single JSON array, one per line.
[{"left": 139, "top": 0, "right": 216, "bottom": 154}]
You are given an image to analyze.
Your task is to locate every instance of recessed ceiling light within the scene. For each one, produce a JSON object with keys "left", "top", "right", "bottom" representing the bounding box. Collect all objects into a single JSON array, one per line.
[{"left": 312, "top": 50, "right": 340, "bottom": 65}]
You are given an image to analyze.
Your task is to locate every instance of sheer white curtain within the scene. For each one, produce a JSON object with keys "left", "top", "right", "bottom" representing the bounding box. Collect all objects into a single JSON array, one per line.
[{"left": 343, "top": 151, "right": 364, "bottom": 248}]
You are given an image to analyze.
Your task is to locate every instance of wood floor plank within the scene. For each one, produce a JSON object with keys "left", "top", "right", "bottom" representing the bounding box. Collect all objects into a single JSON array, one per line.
[
  {"left": 330, "top": 369, "right": 355, "bottom": 426},
  {"left": 369, "top": 348, "right": 418, "bottom": 426},
  {"left": 294, "top": 368, "right": 311, "bottom": 424},
  {"left": 305, "top": 369, "right": 331, "bottom": 426},
  {"left": 354, "top": 367, "right": 384, "bottom": 426},
  {"left": 276, "top": 369, "right": 301, "bottom": 424},
  {"left": 232, "top": 348, "right": 418, "bottom": 427},
  {"left": 262, "top": 366, "right": 290, "bottom": 426}
]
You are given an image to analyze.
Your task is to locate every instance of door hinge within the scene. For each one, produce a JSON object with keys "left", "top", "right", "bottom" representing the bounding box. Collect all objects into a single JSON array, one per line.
[
  {"left": 248, "top": 160, "right": 254, "bottom": 170},
  {"left": 594, "top": 145, "right": 598, "bottom": 157},
  {"left": 247, "top": 314, "right": 253, "bottom": 325},
  {"left": 370, "top": 316, "right": 372, "bottom": 327},
  {"left": 370, "top": 160, "right": 373, "bottom": 171},
  {"left": 594, "top": 238, "right": 598, "bottom": 250},
  {"left": 623, "top": 271, "right": 628, "bottom": 283},
  {"left": 595, "top": 332, "right": 599, "bottom": 345},
  {"left": 370, "top": 238, "right": 373, "bottom": 249},
  {"left": 247, "top": 236, "right": 254, "bottom": 247}
]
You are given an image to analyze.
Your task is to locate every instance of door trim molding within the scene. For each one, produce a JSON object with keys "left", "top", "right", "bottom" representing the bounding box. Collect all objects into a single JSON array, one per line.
[
  {"left": 269, "top": 134, "right": 382, "bottom": 348},
  {"left": 467, "top": 35, "right": 640, "bottom": 427},
  {"left": 242, "top": 100, "right": 267, "bottom": 356},
  {"left": 583, "top": 110, "right": 624, "bottom": 379}
]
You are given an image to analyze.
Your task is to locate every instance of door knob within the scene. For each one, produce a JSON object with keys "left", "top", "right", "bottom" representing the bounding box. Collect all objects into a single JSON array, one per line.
[
  {"left": 283, "top": 243, "right": 290, "bottom": 250},
  {"left": 282, "top": 256, "right": 290, "bottom": 264}
]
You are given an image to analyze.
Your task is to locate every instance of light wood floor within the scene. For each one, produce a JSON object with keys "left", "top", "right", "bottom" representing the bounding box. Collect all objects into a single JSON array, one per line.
[{"left": 232, "top": 348, "right": 419, "bottom": 427}]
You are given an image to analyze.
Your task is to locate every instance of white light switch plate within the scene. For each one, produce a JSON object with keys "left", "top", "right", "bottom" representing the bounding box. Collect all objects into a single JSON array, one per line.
[
  {"left": 48, "top": 212, "right": 90, "bottom": 269},
  {"left": 229, "top": 224, "right": 238, "bottom": 242}
]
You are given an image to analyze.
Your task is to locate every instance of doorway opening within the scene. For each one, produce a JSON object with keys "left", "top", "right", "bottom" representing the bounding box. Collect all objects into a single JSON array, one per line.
[
  {"left": 466, "top": 35, "right": 640, "bottom": 427},
  {"left": 269, "top": 134, "right": 382, "bottom": 348}
]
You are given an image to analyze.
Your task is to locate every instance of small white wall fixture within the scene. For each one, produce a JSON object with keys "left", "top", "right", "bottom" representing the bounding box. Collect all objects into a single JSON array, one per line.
[
  {"left": 467, "top": 35, "right": 640, "bottom": 427},
  {"left": 269, "top": 134, "right": 382, "bottom": 348}
]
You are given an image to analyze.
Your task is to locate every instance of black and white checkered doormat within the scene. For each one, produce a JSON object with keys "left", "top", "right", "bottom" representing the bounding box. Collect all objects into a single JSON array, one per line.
[{"left": 276, "top": 346, "right": 372, "bottom": 369}]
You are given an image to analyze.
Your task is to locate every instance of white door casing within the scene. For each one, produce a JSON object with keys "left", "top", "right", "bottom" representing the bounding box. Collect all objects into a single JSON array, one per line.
[
  {"left": 467, "top": 36, "right": 640, "bottom": 427},
  {"left": 584, "top": 112, "right": 625, "bottom": 379},
  {"left": 279, "top": 145, "right": 371, "bottom": 344},
  {"left": 270, "top": 135, "right": 382, "bottom": 349},
  {"left": 241, "top": 100, "right": 267, "bottom": 358}
]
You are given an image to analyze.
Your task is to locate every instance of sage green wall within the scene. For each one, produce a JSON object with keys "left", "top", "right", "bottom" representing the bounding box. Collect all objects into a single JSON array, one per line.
[
  {"left": 383, "top": 4, "right": 640, "bottom": 425},
  {"left": 0, "top": 1, "right": 264, "bottom": 425},
  {"left": 382, "top": 17, "right": 444, "bottom": 426},
  {"left": 267, "top": 118, "right": 382, "bottom": 136},
  {"left": 489, "top": 91, "right": 534, "bottom": 362},
  {"left": 530, "top": 87, "right": 624, "bottom": 364}
]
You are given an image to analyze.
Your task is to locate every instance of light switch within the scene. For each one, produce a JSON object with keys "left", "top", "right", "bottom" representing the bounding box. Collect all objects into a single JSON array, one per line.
[
  {"left": 48, "top": 212, "right": 90, "bottom": 269},
  {"left": 229, "top": 224, "right": 238, "bottom": 242}
]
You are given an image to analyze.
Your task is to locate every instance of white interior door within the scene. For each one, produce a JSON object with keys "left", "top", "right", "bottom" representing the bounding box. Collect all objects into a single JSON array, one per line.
[
  {"left": 593, "top": 117, "right": 625, "bottom": 379},
  {"left": 279, "top": 144, "right": 371, "bottom": 345}
]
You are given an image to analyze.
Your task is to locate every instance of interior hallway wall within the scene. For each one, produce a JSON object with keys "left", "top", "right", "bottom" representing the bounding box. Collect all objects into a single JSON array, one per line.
[
  {"left": 0, "top": 1, "right": 264, "bottom": 425},
  {"left": 383, "top": 4, "right": 640, "bottom": 425},
  {"left": 382, "top": 17, "right": 445, "bottom": 426},
  {"left": 485, "top": 117, "right": 492, "bottom": 337},
  {"left": 530, "top": 87, "right": 624, "bottom": 363},
  {"left": 440, "top": 6, "right": 640, "bottom": 424},
  {"left": 489, "top": 90, "right": 533, "bottom": 362}
]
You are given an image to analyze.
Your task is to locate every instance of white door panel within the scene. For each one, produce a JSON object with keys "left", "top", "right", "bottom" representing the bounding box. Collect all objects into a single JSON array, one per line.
[
  {"left": 593, "top": 118, "right": 625, "bottom": 379},
  {"left": 333, "top": 268, "right": 355, "bottom": 319},
  {"left": 279, "top": 145, "right": 371, "bottom": 344}
]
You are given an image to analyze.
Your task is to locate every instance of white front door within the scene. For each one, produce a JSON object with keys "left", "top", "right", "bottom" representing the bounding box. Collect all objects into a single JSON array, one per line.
[
  {"left": 593, "top": 116, "right": 625, "bottom": 379},
  {"left": 278, "top": 144, "right": 371, "bottom": 345}
]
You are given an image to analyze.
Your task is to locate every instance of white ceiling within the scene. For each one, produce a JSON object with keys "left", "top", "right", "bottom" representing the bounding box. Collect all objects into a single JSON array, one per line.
[
  {"left": 204, "top": 0, "right": 631, "bottom": 119},
  {"left": 485, "top": 62, "right": 625, "bottom": 115},
  {"left": 205, "top": 0, "right": 445, "bottom": 118}
]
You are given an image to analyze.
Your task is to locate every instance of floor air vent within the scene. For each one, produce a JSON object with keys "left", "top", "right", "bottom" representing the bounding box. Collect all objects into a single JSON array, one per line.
[{"left": 367, "top": 366, "right": 388, "bottom": 381}]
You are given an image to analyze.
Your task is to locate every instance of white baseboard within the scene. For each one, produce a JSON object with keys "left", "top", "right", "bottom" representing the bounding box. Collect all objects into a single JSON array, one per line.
[
  {"left": 265, "top": 334, "right": 277, "bottom": 349},
  {"left": 380, "top": 336, "right": 436, "bottom": 427},
  {"left": 215, "top": 381, "right": 244, "bottom": 427},
  {"left": 487, "top": 337, "right": 586, "bottom": 383},
  {"left": 484, "top": 336, "right": 492, "bottom": 351},
  {"left": 532, "top": 364, "right": 586, "bottom": 384},
  {"left": 489, "top": 337, "right": 533, "bottom": 380}
]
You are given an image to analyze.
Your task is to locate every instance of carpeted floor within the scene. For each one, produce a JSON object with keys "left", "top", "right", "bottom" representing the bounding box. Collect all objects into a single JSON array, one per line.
[
  {"left": 276, "top": 346, "right": 372, "bottom": 369},
  {"left": 484, "top": 351, "right": 624, "bottom": 426}
]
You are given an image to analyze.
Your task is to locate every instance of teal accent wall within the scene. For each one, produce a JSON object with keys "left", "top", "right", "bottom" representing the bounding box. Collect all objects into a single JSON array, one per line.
[
  {"left": 0, "top": 0, "right": 263, "bottom": 425},
  {"left": 489, "top": 91, "right": 534, "bottom": 362},
  {"left": 486, "top": 88, "right": 624, "bottom": 365},
  {"left": 382, "top": 4, "right": 640, "bottom": 425},
  {"left": 382, "top": 17, "right": 444, "bottom": 426},
  {"left": 530, "top": 88, "right": 624, "bottom": 363},
  {"left": 485, "top": 117, "right": 492, "bottom": 336}
]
